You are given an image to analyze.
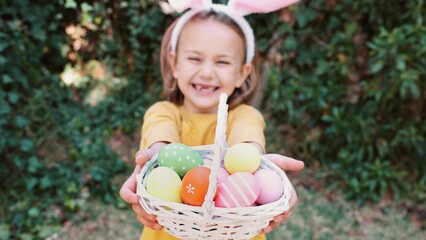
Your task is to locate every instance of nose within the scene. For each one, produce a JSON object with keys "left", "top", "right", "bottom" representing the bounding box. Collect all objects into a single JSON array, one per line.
[{"left": 200, "top": 62, "right": 214, "bottom": 79}]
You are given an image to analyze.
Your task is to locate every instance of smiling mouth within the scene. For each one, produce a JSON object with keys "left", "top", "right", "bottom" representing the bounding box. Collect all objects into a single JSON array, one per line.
[{"left": 192, "top": 84, "right": 219, "bottom": 92}]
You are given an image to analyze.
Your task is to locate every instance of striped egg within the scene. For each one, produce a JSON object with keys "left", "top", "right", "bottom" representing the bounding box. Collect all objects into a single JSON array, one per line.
[{"left": 214, "top": 172, "right": 260, "bottom": 208}]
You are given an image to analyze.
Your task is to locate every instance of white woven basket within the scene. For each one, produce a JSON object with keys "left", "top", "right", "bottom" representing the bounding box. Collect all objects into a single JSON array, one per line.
[{"left": 136, "top": 93, "right": 293, "bottom": 240}]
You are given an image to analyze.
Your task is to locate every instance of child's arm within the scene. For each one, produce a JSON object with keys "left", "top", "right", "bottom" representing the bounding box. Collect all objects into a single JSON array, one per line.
[
  {"left": 119, "top": 141, "right": 169, "bottom": 230},
  {"left": 246, "top": 141, "right": 265, "bottom": 154}
]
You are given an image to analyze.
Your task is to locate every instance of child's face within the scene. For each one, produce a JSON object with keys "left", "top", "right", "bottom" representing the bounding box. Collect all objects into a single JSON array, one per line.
[{"left": 169, "top": 18, "right": 252, "bottom": 114}]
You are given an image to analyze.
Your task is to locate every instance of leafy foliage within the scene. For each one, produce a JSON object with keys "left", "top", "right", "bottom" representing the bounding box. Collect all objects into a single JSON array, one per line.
[
  {"left": 0, "top": 0, "right": 156, "bottom": 238},
  {"left": 1, "top": 0, "right": 425, "bottom": 238},
  {"left": 261, "top": 0, "right": 426, "bottom": 203}
]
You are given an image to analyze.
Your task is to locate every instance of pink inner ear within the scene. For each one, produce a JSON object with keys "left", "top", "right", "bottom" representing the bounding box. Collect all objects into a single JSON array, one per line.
[
  {"left": 232, "top": 0, "right": 299, "bottom": 13},
  {"left": 168, "top": 0, "right": 211, "bottom": 12},
  {"left": 192, "top": 0, "right": 209, "bottom": 8}
]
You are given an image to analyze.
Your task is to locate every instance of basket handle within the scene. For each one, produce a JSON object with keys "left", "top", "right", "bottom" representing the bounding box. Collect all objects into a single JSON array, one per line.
[{"left": 201, "top": 93, "right": 228, "bottom": 222}]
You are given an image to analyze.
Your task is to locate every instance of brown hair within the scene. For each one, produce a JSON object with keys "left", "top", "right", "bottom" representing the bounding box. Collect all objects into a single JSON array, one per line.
[{"left": 160, "top": 11, "right": 261, "bottom": 109}]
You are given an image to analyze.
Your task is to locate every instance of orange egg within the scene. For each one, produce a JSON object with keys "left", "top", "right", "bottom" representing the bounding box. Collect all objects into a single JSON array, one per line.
[{"left": 181, "top": 166, "right": 212, "bottom": 206}]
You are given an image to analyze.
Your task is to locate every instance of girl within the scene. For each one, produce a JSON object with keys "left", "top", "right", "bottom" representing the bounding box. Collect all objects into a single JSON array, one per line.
[{"left": 120, "top": 1, "right": 304, "bottom": 239}]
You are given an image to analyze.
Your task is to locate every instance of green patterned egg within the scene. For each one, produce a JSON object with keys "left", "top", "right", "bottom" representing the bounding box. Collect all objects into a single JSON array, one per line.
[{"left": 157, "top": 143, "right": 203, "bottom": 178}]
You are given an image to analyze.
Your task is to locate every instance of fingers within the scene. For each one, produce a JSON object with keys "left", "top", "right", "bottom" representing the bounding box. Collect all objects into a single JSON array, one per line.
[
  {"left": 121, "top": 147, "right": 166, "bottom": 230},
  {"left": 261, "top": 207, "right": 295, "bottom": 233},
  {"left": 135, "top": 142, "right": 168, "bottom": 165},
  {"left": 137, "top": 216, "right": 163, "bottom": 231},
  {"left": 119, "top": 168, "right": 163, "bottom": 230},
  {"left": 288, "top": 185, "right": 298, "bottom": 208},
  {"left": 261, "top": 180, "right": 299, "bottom": 233},
  {"left": 263, "top": 154, "right": 305, "bottom": 172},
  {"left": 262, "top": 220, "right": 279, "bottom": 233},
  {"left": 133, "top": 204, "right": 163, "bottom": 230},
  {"left": 135, "top": 149, "right": 154, "bottom": 165},
  {"left": 119, "top": 165, "right": 142, "bottom": 204},
  {"left": 132, "top": 164, "right": 142, "bottom": 174},
  {"left": 119, "top": 174, "right": 139, "bottom": 204}
]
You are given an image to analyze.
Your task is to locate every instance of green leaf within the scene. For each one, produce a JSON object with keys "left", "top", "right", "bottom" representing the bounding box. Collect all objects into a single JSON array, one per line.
[
  {"left": 370, "top": 60, "right": 384, "bottom": 73},
  {"left": 0, "top": 102, "right": 11, "bottom": 115},
  {"left": 26, "top": 177, "right": 38, "bottom": 191},
  {"left": 20, "top": 139, "right": 34, "bottom": 152},
  {"left": 396, "top": 57, "right": 406, "bottom": 71},
  {"left": 2, "top": 74, "right": 13, "bottom": 84},
  {"left": 0, "top": 56, "right": 6, "bottom": 65},
  {"left": 296, "top": 7, "right": 317, "bottom": 28},
  {"left": 65, "top": 199, "right": 77, "bottom": 210},
  {"left": 283, "top": 35, "right": 297, "bottom": 51},
  {"left": 40, "top": 175, "right": 53, "bottom": 189},
  {"left": 8, "top": 91, "right": 20, "bottom": 103},
  {"left": 31, "top": 26, "right": 46, "bottom": 42},
  {"left": 81, "top": 2, "right": 93, "bottom": 12},
  {"left": 18, "top": 233, "right": 33, "bottom": 240},
  {"left": 0, "top": 40, "right": 8, "bottom": 52},
  {"left": 15, "top": 115, "right": 30, "bottom": 128},
  {"left": 0, "top": 224, "right": 11, "bottom": 240},
  {"left": 64, "top": 0, "right": 77, "bottom": 8},
  {"left": 38, "top": 225, "right": 61, "bottom": 239},
  {"left": 316, "top": 60, "right": 329, "bottom": 75},
  {"left": 90, "top": 167, "right": 104, "bottom": 181},
  {"left": 28, "top": 156, "right": 42, "bottom": 173},
  {"left": 28, "top": 207, "right": 40, "bottom": 217}
]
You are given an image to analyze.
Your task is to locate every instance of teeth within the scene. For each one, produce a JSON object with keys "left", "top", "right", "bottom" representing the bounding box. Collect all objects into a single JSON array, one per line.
[{"left": 195, "top": 84, "right": 216, "bottom": 92}]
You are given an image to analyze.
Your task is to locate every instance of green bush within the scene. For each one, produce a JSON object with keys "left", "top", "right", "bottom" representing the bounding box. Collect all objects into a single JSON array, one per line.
[
  {"left": 0, "top": 1, "right": 132, "bottom": 238},
  {"left": 261, "top": 0, "right": 425, "bottom": 203}
]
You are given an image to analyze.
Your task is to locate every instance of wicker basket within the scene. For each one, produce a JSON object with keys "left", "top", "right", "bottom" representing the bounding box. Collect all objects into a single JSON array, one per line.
[{"left": 136, "top": 93, "right": 293, "bottom": 240}]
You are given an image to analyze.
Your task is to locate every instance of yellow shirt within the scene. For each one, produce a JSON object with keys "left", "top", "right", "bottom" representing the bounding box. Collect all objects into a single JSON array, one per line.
[
  {"left": 140, "top": 101, "right": 266, "bottom": 240},
  {"left": 140, "top": 101, "right": 265, "bottom": 150}
]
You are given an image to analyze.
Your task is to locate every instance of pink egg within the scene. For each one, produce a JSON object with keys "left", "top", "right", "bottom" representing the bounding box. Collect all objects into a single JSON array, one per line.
[
  {"left": 203, "top": 161, "right": 230, "bottom": 184},
  {"left": 203, "top": 159, "right": 212, "bottom": 166},
  {"left": 214, "top": 172, "right": 260, "bottom": 208},
  {"left": 254, "top": 169, "right": 284, "bottom": 205},
  {"left": 216, "top": 167, "right": 230, "bottom": 184}
]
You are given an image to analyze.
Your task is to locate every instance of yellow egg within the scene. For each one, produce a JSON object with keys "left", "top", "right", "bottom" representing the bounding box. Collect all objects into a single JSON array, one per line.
[
  {"left": 146, "top": 167, "right": 182, "bottom": 203},
  {"left": 224, "top": 143, "right": 261, "bottom": 174}
]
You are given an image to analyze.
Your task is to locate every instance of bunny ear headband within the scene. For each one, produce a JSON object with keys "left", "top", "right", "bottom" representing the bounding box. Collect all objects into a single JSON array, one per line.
[{"left": 165, "top": 0, "right": 300, "bottom": 63}]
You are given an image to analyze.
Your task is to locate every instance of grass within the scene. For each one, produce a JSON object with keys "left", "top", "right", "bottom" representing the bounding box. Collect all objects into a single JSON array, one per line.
[
  {"left": 49, "top": 203, "right": 142, "bottom": 240},
  {"left": 267, "top": 186, "right": 424, "bottom": 240}
]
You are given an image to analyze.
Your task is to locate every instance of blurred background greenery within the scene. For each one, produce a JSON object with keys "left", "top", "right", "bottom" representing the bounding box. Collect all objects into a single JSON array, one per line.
[{"left": 0, "top": 0, "right": 425, "bottom": 239}]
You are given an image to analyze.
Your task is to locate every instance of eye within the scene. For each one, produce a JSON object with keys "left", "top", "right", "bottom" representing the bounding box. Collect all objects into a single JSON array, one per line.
[
  {"left": 188, "top": 57, "right": 201, "bottom": 62},
  {"left": 217, "top": 60, "right": 230, "bottom": 65}
]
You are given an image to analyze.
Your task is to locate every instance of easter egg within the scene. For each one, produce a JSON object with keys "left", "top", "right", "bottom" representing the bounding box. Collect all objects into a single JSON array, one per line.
[
  {"left": 224, "top": 143, "right": 261, "bottom": 174},
  {"left": 216, "top": 167, "right": 230, "bottom": 184},
  {"left": 254, "top": 169, "right": 284, "bottom": 205},
  {"left": 158, "top": 143, "right": 203, "bottom": 178},
  {"left": 146, "top": 166, "right": 182, "bottom": 203},
  {"left": 181, "top": 166, "right": 212, "bottom": 206},
  {"left": 203, "top": 159, "right": 212, "bottom": 165},
  {"left": 203, "top": 160, "right": 230, "bottom": 184},
  {"left": 214, "top": 172, "right": 260, "bottom": 208}
]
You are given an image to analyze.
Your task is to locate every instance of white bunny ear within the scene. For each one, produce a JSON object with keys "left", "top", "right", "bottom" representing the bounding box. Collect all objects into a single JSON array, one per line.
[
  {"left": 168, "top": 0, "right": 212, "bottom": 13},
  {"left": 228, "top": 0, "right": 299, "bottom": 16}
]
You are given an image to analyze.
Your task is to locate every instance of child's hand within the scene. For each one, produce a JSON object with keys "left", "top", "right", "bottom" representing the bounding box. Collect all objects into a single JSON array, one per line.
[
  {"left": 120, "top": 164, "right": 163, "bottom": 230},
  {"left": 119, "top": 143, "right": 168, "bottom": 230},
  {"left": 260, "top": 154, "right": 304, "bottom": 233}
]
